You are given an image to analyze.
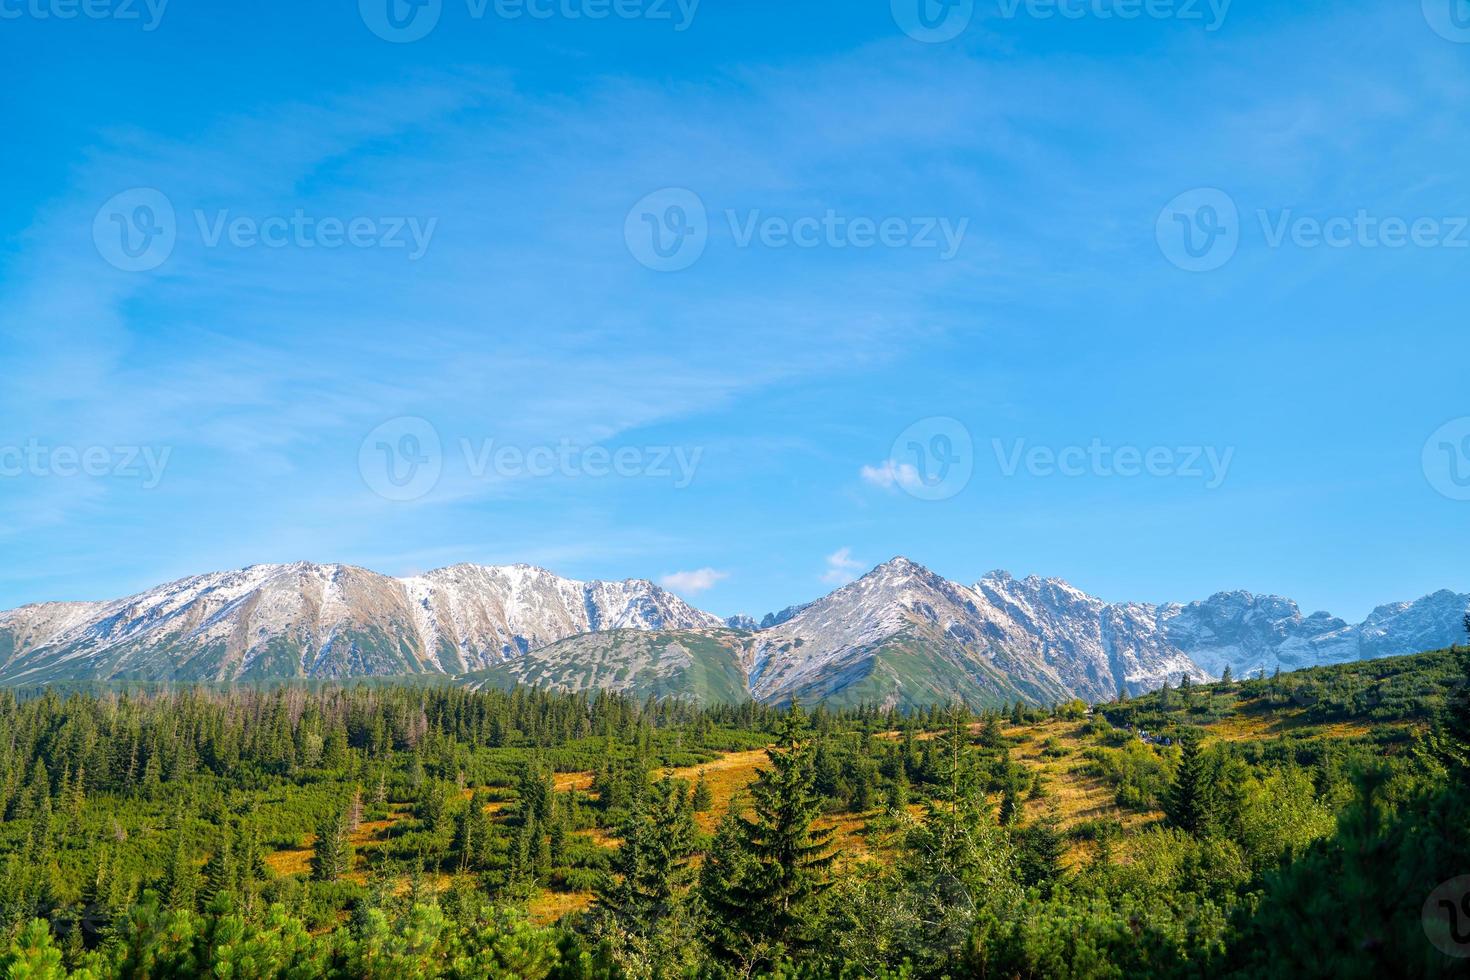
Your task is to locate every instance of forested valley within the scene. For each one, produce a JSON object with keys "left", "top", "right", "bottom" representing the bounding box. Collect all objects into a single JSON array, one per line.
[{"left": 0, "top": 646, "right": 1467, "bottom": 978}]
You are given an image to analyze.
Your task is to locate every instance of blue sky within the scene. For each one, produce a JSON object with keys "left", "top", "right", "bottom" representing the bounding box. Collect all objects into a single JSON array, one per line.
[{"left": 2, "top": 0, "right": 1468, "bottom": 621}]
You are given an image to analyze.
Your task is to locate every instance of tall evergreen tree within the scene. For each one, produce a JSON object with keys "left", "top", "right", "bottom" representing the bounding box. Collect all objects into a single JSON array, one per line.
[
  {"left": 596, "top": 776, "right": 696, "bottom": 934},
  {"left": 1165, "top": 731, "right": 1213, "bottom": 836},
  {"left": 690, "top": 771, "right": 713, "bottom": 812},
  {"left": 1014, "top": 814, "right": 1066, "bottom": 891},
  {"left": 163, "top": 829, "right": 199, "bottom": 911},
  {"left": 701, "top": 703, "right": 834, "bottom": 962},
  {"left": 310, "top": 804, "right": 354, "bottom": 882}
]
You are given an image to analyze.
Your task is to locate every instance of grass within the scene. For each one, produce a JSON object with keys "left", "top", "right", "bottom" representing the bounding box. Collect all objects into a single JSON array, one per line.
[
  {"left": 263, "top": 805, "right": 414, "bottom": 882},
  {"left": 1000, "top": 718, "right": 1162, "bottom": 867},
  {"left": 1203, "top": 702, "right": 1381, "bottom": 742},
  {"left": 265, "top": 709, "right": 1385, "bottom": 910}
]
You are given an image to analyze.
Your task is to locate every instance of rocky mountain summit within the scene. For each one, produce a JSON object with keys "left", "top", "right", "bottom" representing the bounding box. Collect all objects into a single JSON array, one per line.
[
  {"left": 2, "top": 557, "right": 1464, "bottom": 708},
  {"left": 0, "top": 562, "right": 719, "bottom": 684}
]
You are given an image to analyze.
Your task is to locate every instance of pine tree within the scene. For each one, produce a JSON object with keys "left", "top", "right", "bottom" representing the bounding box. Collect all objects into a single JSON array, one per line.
[
  {"left": 416, "top": 781, "right": 448, "bottom": 834},
  {"left": 887, "top": 771, "right": 910, "bottom": 813},
  {"left": 813, "top": 741, "right": 841, "bottom": 802},
  {"left": 977, "top": 714, "right": 1004, "bottom": 750},
  {"left": 691, "top": 771, "right": 713, "bottom": 812},
  {"left": 346, "top": 785, "right": 364, "bottom": 833},
  {"left": 455, "top": 797, "right": 490, "bottom": 873},
  {"left": 1165, "top": 731, "right": 1214, "bottom": 836},
  {"left": 699, "top": 803, "right": 763, "bottom": 965},
  {"left": 596, "top": 776, "right": 696, "bottom": 934},
  {"left": 701, "top": 703, "right": 834, "bottom": 961},
  {"left": 200, "top": 826, "right": 238, "bottom": 907},
  {"left": 847, "top": 761, "right": 873, "bottom": 813},
  {"left": 1433, "top": 644, "right": 1470, "bottom": 772},
  {"left": 1015, "top": 814, "right": 1066, "bottom": 890},
  {"left": 163, "top": 828, "right": 199, "bottom": 911},
  {"left": 1220, "top": 664, "right": 1233, "bottom": 686},
  {"left": 998, "top": 780, "right": 1021, "bottom": 826},
  {"left": 311, "top": 804, "right": 353, "bottom": 882}
]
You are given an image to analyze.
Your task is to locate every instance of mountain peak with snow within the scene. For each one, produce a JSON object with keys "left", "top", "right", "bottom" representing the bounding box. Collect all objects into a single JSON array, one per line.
[{"left": 0, "top": 558, "right": 1464, "bottom": 707}]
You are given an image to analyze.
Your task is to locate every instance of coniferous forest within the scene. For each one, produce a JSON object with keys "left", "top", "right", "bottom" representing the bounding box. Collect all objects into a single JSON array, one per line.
[{"left": 0, "top": 646, "right": 1467, "bottom": 978}]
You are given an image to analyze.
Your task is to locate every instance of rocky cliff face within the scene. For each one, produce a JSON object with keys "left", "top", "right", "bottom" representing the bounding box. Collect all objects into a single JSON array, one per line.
[
  {"left": 0, "top": 562, "right": 720, "bottom": 683},
  {"left": 2, "top": 557, "right": 1464, "bottom": 707},
  {"left": 739, "top": 560, "right": 1206, "bottom": 708},
  {"left": 1154, "top": 588, "right": 1470, "bottom": 679}
]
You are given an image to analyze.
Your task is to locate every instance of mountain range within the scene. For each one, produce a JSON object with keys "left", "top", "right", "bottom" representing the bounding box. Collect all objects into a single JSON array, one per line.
[{"left": 1, "top": 558, "right": 1464, "bottom": 708}]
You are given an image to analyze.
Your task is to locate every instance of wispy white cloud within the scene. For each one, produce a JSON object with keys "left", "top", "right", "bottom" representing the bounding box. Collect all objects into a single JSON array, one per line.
[
  {"left": 821, "top": 547, "right": 864, "bottom": 586},
  {"left": 660, "top": 568, "right": 729, "bottom": 596},
  {"left": 860, "top": 459, "right": 922, "bottom": 493}
]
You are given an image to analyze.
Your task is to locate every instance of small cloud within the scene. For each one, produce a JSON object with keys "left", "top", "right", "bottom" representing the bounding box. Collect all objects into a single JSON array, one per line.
[
  {"left": 860, "top": 459, "right": 922, "bottom": 492},
  {"left": 821, "top": 547, "right": 864, "bottom": 586},
  {"left": 660, "top": 568, "right": 729, "bottom": 596}
]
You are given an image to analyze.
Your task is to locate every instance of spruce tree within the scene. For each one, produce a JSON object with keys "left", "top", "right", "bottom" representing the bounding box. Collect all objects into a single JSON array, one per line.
[
  {"left": 848, "top": 761, "right": 873, "bottom": 813},
  {"left": 163, "top": 829, "right": 199, "bottom": 911},
  {"left": 977, "top": 714, "right": 1004, "bottom": 750},
  {"left": 1165, "top": 731, "right": 1213, "bottom": 836},
  {"left": 596, "top": 776, "right": 695, "bottom": 934},
  {"left": 200, "top": 826, "right": 238, "bottom": 907},
  {"left": 998, "top": 780, "right": 1021, "bottom": 826},
  {"left": 1433, "top": 644, "right": 1470, "bottom": 772},
  {"left": 311, "top": 804, "right": 353, "bottom": 882},
  {"left": 1015, "top": 814, "right": 1066, "bottom": 891},
  {"left": 702, "top": 703, "right": 834, "bottom": 960},
  {"left": 886, "top": 771, "right": 910, "bottom": 813},
  {"left": 691, "top": 771, "right": 713, "bottom": 812}
]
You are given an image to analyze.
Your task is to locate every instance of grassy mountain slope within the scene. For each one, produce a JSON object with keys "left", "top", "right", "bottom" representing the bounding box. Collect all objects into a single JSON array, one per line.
[{"left": 456, "top": 628, "right": 753, "bottom": 704}]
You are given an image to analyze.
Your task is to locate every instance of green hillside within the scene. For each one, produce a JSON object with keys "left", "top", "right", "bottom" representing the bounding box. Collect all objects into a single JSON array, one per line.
[
  {"left": 456, "top": 628, "right": 753, "bottom": 705},
  {"left": 0, "top": 646, "right": 1465, "bottom": 978}
]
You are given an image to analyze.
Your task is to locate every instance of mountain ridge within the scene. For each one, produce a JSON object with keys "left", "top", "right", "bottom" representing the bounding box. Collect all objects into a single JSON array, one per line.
[{"left": 1, "top": 557, "right": 1465, "bottom": 708}]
